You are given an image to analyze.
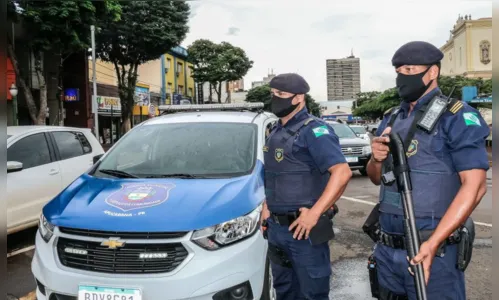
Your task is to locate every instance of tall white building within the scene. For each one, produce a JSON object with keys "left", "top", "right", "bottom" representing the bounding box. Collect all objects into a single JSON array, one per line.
[{"left": 326, "top": 51, "right": 361, "bottom": 101}]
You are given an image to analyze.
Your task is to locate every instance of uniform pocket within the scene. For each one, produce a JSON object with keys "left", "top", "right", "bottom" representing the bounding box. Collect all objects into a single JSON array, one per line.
[{"left": 306, "top": 265, "right": 332, "bottom": 278}]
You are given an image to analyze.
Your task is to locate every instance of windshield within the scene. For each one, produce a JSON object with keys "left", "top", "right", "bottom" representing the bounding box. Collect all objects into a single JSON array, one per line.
[
  {"left": 94, "top": 122, "right": 258, "bottom": 178},
  {"left": 350, "top": 126, "right": 366, "bottom": 134},
  {"left": 331, "top": 124, "right": 358, "bottom": 139}
]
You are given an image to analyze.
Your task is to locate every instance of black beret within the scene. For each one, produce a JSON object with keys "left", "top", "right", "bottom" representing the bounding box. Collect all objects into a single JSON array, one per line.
[
  {"left": 391, "top": 41, "right": 444, "bottom": 67},
  {"left": 269, "top": 73, "right": 310, "bottom": 94}
]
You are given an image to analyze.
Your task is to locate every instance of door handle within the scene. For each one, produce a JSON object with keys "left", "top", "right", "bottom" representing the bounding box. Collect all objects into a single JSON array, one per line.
[{"left": 49, "top": 169, "right": 59, "bottom": 175}]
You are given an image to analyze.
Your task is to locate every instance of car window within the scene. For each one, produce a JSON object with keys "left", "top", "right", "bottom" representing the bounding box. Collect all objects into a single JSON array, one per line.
[
  {"left": 331, "top": 124, "right": 357, "bottom": 139},
  {"left": 350, "top": 126, "right": 366, "bottom": 134},
  {"left": 52, "top": 131, "right": 85, "bottom": 160},
  {"left": 76, "top": 132, "right": 92, "bottom": 154},
  {"left": 7, "top": 133, "right": 52, "bottom": 169},
  {"left": 96, "top": 122, "right": 258, "bottom": 178}
]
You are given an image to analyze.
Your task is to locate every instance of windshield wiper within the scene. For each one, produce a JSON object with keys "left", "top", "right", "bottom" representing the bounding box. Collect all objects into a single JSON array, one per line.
[
  {"left": 145, "top": 173, "right": 205, "bottom": 179},
  {"left": 99, "top": 169, "right": 139, "bottom": 178}
]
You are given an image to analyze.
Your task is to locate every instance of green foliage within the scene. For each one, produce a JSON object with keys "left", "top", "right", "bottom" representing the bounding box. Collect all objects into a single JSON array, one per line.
[
  {"left": 95, "top": 1, "right": 190, "bottom": 131},
  {"left": 245, "top": 84, "right": 321, "bottom": 117},
  {"left": 10, "top": 0, "right": 120, "bottom": 55},
  {"left": 188, "top": 39, "right": 253, "bottom": 102},
  {"left": 97, "top": 1, "right": 188, "bottom": 66},
  {"left": 353, "top": 76, "right": 492, "bottom": 120}
]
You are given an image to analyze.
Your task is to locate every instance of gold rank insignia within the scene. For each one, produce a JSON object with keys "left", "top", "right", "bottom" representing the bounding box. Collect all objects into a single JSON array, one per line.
[
  {"left": 263, "top": 146, "right": 269, "bottom": 152},
  {"left": 448, "top": 100, "right": 464, "bottom": 114},
  {"left": 275, "top": 148, "right": 284, "bottom": 162}
]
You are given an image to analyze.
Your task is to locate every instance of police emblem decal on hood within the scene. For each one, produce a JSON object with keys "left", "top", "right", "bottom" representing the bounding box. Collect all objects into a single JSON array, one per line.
[
  {"left": 275, "top": 148, "right": 284, "bottom": 162},
  {"left": 105, "top": 183, "right": 175, "bottom": 212}
]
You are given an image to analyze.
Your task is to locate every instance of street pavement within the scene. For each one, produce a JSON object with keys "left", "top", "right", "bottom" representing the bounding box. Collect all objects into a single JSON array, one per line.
[{"left": 6, "top": 170, "right": 493, "bottom": 300}]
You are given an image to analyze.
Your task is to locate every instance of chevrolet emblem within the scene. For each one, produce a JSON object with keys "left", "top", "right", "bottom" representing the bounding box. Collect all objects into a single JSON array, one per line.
[{"left": 101, "top": 237, "right": 125, "bottom": 249}]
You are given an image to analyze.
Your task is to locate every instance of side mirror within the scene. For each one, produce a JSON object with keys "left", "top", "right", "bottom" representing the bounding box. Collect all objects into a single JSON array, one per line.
[
  {"left": 93, "top": 154, "right": 104, "bottom": 164},
  {"left": 7, "top": 161, "right": 23, "bottom": 173}
]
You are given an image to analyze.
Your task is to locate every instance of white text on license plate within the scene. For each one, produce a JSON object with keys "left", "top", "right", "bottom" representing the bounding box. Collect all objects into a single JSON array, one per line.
[
  {"left": 78, "top": 285, "right": 142, "bottom": 300},
  {"left": 345, "top": 156, "right": 358, "bottom": 163}
]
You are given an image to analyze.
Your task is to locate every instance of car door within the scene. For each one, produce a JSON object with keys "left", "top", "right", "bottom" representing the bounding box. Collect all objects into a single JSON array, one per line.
[
  {"left": 49, "top": 130, "right": 95, "bottom": 188},
  {"left": 7, "top": 132, "right": 62, "bottom": 232}
]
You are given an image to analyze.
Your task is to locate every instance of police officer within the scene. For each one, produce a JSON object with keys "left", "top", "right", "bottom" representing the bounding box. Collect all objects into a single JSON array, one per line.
[
  {"left": 261, "top": 73, "right": 352, "bottom": 300},
  {"left": 366, "top": 41, "right": 489, "bottom": 299}
]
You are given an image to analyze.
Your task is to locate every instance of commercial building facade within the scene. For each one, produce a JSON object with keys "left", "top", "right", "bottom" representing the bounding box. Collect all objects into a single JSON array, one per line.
[{"left": 326, "top": 53, "right": 361, "bottom": 101}]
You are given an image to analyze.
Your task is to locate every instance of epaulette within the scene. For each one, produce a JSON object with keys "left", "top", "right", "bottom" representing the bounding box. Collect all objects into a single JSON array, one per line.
[
  {"left": 304, "top": 117, "right": 315, "bottom": 125},
  {"left": 384, "top": 106, "right": 398, "bottom": 116},
  {"left": 447, "top": 98, "right": 464, "bottom": 114}
]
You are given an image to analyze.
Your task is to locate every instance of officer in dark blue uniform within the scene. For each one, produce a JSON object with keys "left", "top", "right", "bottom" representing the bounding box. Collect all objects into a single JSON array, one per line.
[
  {"left": 365, "top": 41, "right": 489, "bottom": 299},
  {"left": 261, "top": 73, "right": 352, "bottom": 300}
]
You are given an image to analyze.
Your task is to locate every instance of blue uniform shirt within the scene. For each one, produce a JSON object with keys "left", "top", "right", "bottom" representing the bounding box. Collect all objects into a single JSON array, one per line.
[
  {"left": 273, "top": 107, "right": 346, "bottom": 173},
  {"left": 376, "top": 87, "right": 490, "bottom": 172}
]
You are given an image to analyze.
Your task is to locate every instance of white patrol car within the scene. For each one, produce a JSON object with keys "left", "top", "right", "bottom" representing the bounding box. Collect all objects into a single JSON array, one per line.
[{"left": 32, "top": 103, "right": 278, "bottom": 300}]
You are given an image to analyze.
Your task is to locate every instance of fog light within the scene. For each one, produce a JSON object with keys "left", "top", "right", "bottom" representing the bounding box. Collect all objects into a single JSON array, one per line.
[
  {"left": 229, "top": 286, "right": 248, "bottom": 299},
  {"left": 212, "top": 281, "right": 253, "bottom": 300}
]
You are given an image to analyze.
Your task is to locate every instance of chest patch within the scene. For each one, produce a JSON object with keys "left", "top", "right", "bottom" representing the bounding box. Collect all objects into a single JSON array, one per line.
[
  {"left": 275, "top": 148, "right": 284, "bottom": 162},
  {"left": 406, "top": 140, "right": 418, "bottom": 157}
]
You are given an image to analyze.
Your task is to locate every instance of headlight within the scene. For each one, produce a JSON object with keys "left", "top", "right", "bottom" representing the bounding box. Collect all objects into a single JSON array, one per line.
[
  {"left": 191, "top": 204, "right": 262, "bottom": 250},
  {"left": 39, "top": 214, "right": 55, "bottom": 243},
  {"left": 363, "top": 145, "right": 372, "bottom": 155}
]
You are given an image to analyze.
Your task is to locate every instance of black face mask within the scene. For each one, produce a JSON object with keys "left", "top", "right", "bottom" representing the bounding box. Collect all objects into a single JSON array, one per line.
[
  {"left": 396, "top": 67, "right": 433, "bottom": 103},
  {"left": 271, "top": 94, "right": 299, "bottom": 118}
]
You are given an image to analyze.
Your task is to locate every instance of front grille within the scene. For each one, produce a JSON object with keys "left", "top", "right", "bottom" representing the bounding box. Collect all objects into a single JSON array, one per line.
[
  {"left": 59, "top": 227, "right": 188, "bottom": 239},
  {"left": 341, "top": 146, "right": 363, "bottom": 155},
  {"left": 57, "top": 237, "right": 188, "bottom": 274}
]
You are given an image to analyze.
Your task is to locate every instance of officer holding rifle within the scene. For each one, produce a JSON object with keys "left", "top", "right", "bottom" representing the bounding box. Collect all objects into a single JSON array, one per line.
[
  {"left": 260, "top": 73, "right": 352, "bottom": 300},
  {"left": 365, "top": 41, "right": 489, "bottom": 299}
]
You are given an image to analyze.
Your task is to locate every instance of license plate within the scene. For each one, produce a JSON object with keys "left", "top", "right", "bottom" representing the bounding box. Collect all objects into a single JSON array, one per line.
[
  {"left": 78, "top": 285, "right": 142, "bottom": 300},
  {"left": 345, "top": 156, "right": 358, "bottom": 163}
]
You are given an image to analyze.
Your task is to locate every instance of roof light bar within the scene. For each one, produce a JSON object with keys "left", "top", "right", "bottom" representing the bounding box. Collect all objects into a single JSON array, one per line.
[{"left": 158, "top": 102, "right": 265, "bottom": 112}]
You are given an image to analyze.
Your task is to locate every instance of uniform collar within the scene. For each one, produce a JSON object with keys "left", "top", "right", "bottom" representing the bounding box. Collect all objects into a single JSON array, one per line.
[
  {"left": 278, "top": 107, "right": 309, "bottom": 128},
  {"left": 400, "top": 87, "right": 441, "bottom": 117}
]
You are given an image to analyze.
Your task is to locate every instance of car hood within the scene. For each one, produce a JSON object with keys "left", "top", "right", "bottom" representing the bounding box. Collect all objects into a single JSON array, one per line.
[
  {"left": 43, "top": 161, "right": 265, "bottom": 232},
  {"left": 339, "top": 137, "right": 370, "bottom": 146}
]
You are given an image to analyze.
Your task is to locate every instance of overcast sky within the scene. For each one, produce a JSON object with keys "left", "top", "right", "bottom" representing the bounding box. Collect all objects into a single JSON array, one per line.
[{"left": 181, "top": 0, "right": 491, "bottom": 100}]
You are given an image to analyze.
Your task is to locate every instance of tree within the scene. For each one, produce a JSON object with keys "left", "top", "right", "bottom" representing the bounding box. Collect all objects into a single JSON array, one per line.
[
  {"left": 352, "top": 75, "right": 493, "bottom": 120},
  {"left": 7, "top": 0, "right": 120, "bottom": 125},
  {"left": 188, "top": 40, "right": 253, "bottom": 103},
  {"left": 245, "top": 84, "right": 321, "bottom": 117},
  {"left": 96, "top": 1, "right": 190, "bottom": 133}
]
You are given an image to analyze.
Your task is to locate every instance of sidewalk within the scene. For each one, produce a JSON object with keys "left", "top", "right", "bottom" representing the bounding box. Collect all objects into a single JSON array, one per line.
[{"left": 487, "top": 168, "right": 492, "bottom": 180}]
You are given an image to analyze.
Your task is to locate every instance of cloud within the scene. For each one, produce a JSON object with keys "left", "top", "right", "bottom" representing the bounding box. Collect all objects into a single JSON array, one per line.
[
  {"left": 183, "top": 0, "right": 491, "bottom": 100},
  {"left": 227, "top": 27, "right": 240, "bottom": 36}
]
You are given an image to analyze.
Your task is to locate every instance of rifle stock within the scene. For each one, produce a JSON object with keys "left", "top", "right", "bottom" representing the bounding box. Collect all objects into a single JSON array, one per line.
[{"left": 388, "top": 132, "right": 428, "bottom": 300}]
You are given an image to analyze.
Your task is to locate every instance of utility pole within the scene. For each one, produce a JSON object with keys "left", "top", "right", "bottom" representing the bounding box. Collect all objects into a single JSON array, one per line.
[{"left": 91, "top": 25, "right": 99, "bottom": 143}]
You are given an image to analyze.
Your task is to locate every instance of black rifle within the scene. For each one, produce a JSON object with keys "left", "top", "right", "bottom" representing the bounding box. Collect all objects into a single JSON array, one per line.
[{"left": 387, "top": 132, "right": 428, "bottom": 300}]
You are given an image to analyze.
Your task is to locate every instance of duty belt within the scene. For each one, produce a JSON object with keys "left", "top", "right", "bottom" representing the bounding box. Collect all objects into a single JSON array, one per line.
[
  {"left": 377, "top": 229, "right": 461, "bottom": 252},
  {"left": 269, "top": 212, "right": 299, "bottom": 226}
]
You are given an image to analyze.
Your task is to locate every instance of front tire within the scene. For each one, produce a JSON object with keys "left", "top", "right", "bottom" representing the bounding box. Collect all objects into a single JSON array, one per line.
[{"left": 261, "top": 255, "right": 276, "bottom": 300}]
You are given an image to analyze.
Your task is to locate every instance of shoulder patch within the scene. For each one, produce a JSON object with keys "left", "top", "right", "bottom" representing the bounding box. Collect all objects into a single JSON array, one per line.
[
  {"left": 463, "top": 112, "right": 481, "bottom": 127},
  {"left": 312, "top": 125, "right": 329, "bottom": 137},
  {"left": 448, "top": 99, "right": 464, "bottom": 114}
]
